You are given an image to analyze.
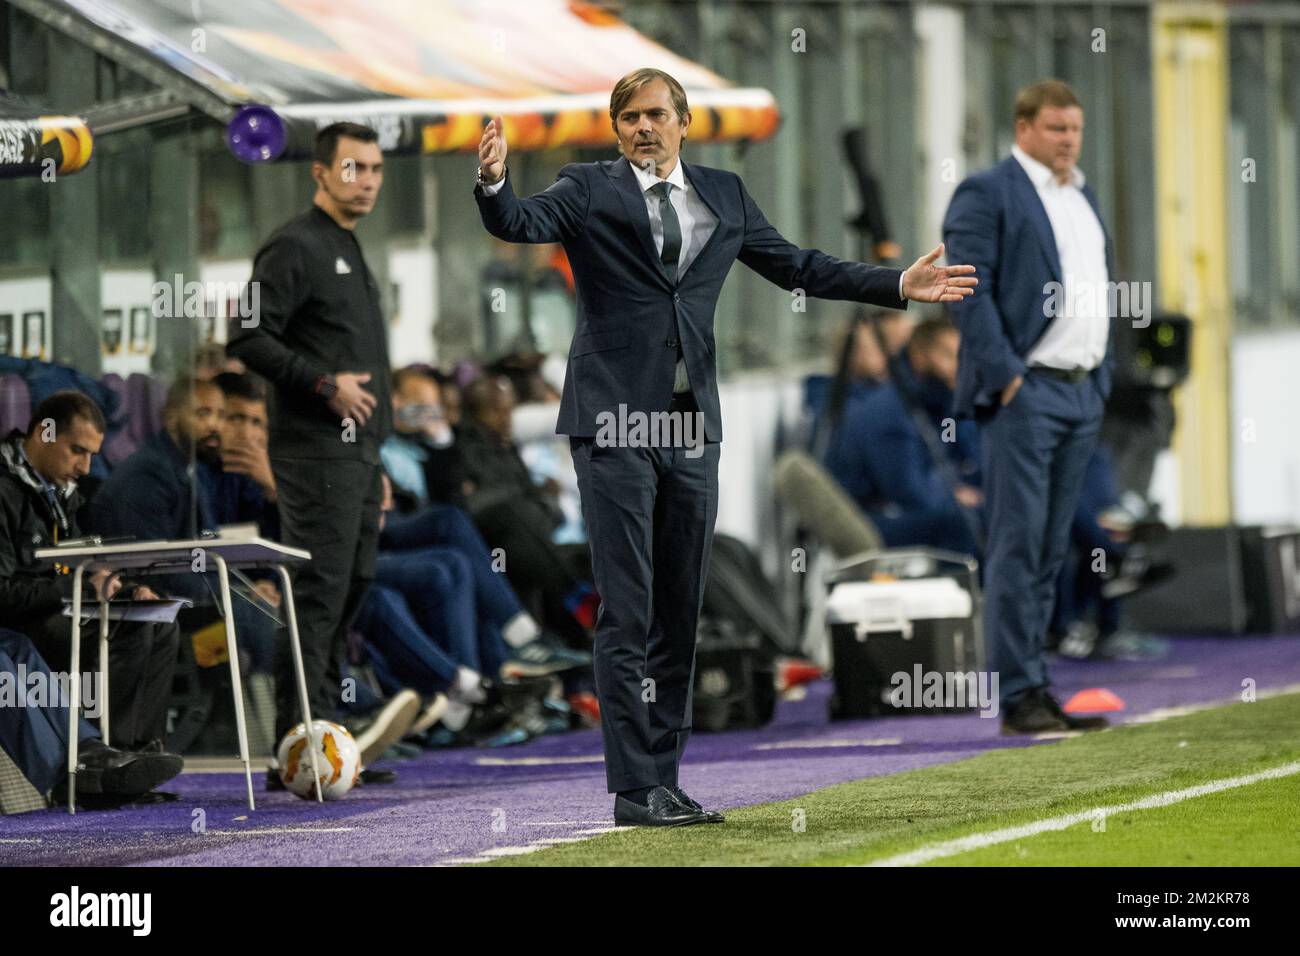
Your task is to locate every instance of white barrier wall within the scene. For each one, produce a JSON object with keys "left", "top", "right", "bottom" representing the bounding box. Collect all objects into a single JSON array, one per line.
[{"left": 1231, "top": 329, "right": 1300, "bottom": 527}]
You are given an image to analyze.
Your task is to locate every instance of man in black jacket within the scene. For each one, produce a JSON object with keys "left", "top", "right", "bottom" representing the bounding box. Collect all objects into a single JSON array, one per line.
[
  {"left": 0, "top": 391, "right": 180, "bottom": 754},
  {"left": 226, "top": 122, "right": 402, "bottom": 747}
]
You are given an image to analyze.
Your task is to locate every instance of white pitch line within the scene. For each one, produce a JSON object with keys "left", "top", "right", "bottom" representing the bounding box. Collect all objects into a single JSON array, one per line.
[
  {"left": 474, "top": 755, "right": 605, "bottom": 766},
  {"left": 865, "top": 760, "right": 1300, "bottom": 867},
  {"left": 516, "top": 820, "right": 617, "bottom": 826},
  {"left": 754, "top": 738, "right": 902, "bottom": 750},
  {"left": 0, "top": 838, "right": 43, "bottom": 844},
  {"left": 1126, "top": 681, "right": 1300, "bottom": 725},
  {"left": 479, "top": 845, "right": 544, "bottom": 857},
  {"left": 205, "top": 827, "right": 356, "bottom": 836}
]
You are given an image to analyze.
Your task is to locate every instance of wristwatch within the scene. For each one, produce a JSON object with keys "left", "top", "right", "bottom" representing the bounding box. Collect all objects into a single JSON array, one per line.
[
  {"left": 314, "top": 374, "right": 338, "bottom": 402},
  {"left": 476, "top": 165, "right": 505, "bottom": 189}
]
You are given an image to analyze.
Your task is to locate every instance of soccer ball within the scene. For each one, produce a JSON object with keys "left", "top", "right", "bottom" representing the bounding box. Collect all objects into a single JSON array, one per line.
[{"left": 276, "top": 720, "right": 361, "bottom": 800}]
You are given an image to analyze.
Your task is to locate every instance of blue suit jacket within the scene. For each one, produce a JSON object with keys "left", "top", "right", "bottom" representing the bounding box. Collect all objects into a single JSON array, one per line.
[
  {"left": 475, "top": 155, "right": 908, "bottom": 441},
  {"left": 942, "top": 156, "right": 1116, "bottom": 419}
]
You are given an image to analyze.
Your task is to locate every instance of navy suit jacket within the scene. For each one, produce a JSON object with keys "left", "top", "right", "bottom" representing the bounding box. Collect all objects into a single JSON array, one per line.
[
  {"left": 475, "top": 155, "right": 908, "bottom": 442},
  {"left": 942, "top": 156, "right": 1117, "bottom": 420}
]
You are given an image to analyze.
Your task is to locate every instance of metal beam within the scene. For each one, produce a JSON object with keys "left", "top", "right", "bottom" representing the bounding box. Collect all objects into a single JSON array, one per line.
[{"left": 7, "top": 0, "right": 235, "bottom": 123}]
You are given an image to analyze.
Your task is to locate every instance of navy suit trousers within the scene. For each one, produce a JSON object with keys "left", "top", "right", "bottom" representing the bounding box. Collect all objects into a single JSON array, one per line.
[
  {"left": 570, "top": 438, "right": 720, "bottom": 793},
  {"left": 978, "top": 369, "right": 1103, "bottom": 708}
]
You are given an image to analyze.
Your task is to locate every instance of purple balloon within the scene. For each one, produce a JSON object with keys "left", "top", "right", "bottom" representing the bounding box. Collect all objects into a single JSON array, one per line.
[{"left": 226, "top": 105, "right": 287, "bottom": 164}]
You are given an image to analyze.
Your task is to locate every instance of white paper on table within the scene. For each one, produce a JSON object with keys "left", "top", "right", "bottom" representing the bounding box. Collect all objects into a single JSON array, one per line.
[{"left": 61, "top": 598, "right": 194, "bottom": 624}]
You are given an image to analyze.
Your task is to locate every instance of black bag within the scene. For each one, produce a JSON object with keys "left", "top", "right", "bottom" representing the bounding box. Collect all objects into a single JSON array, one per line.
[{"left": 692, "top": 618, "right": 776, "bottom": 732}]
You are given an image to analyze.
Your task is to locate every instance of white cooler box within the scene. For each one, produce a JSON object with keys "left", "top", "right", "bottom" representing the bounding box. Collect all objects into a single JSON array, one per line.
[{"left": 826, "top": 574, "right": 979, "bottom": 719}]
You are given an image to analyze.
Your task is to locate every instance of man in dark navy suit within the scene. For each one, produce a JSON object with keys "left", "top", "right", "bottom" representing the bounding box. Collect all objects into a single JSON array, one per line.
[
  {"left": 943, "top": 79, "right": 1116, "bottom": 735},
  {"left": 476, "top": 67, "right": 976, "bottom": 825}
]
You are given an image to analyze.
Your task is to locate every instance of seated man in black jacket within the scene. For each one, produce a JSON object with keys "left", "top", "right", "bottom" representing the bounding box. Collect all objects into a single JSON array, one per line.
[{"left": 0, "top": 391, "right": 180, "bottom": 755}]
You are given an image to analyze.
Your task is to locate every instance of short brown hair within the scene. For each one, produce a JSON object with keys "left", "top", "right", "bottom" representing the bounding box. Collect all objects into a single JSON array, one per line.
[
  {"left": 27, "top": 390, "right": 106, "bottom": 437},
  {"left": 609, "top": 68, "right": 690, "bottom": 126},
  {"left": 909, "top": 316, "right": 958, "bottom": 352},
  {"left": 1014, "top": 79, "right": 1082, "bottom": 125}
]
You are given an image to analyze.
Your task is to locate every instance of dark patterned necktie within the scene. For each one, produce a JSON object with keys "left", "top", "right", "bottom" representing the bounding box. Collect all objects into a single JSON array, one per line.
[{"left": 651, "top": 181, "right": 681, "bottom": 282}]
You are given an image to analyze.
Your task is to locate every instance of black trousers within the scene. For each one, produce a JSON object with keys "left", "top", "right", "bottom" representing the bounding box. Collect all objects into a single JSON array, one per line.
[
  {"left": 570, "top": 436, "right": 720, "bottom": 793},
  {"left": 28, "top": 613, "right": 179, "bottom": 752},
  {"left": 270, "top": 456, "right": 382, "bottom": 742}
]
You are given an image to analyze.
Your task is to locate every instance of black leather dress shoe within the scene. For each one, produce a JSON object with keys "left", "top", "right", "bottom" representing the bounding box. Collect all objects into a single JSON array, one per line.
[
  {"left": 614, "top": 786, "right": 710, "bottom": 827},
  {"left": 669, "top": 787, "right": 724, "bottom": 823},
  {"left": 1039, "top": 690, "right": 1109, "bottom": 731},
  {"left": 1000, "top": 692, "right": 1069, "bottom": 735},
  {"left": 76, "top": 743, "right": 183, "bottom": 795}
]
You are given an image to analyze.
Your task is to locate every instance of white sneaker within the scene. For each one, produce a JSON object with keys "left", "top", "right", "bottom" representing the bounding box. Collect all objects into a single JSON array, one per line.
[
  {"left": 411, "top": 694, "right": 450, "bottom": 735},
  {"left": 349, "top": 689, "right": 420, "bottom": 765}
]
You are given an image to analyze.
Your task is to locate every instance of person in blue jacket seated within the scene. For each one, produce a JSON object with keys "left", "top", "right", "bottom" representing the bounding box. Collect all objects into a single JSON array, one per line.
[
  {"left": 823, "top": 316, "right": 983, "bottom": 555},
  {"left": 85, "top": 377, "right": 282, "bottom": 674}
]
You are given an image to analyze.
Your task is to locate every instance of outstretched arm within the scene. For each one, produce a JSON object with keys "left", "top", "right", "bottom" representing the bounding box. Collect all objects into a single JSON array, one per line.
[
  {"left": 736, "top": 178, "right": 977, "bottom": 308},
  {"left": 473, "top": 115, "right": 588, "bottom": 244}
]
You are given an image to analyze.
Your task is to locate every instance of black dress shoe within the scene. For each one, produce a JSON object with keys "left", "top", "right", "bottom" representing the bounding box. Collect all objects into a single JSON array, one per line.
[
  {"left": 669, "top": 787, "right": 724, "bottom": 823},
  {"left": 1000, "top": 692, "right": 1069, "bottom": 735},
  {"left": 1039, "top": 690, "right": 1109, "bottom": 731},
  {"left": 74, "top": 743, "right": 183, "bottom": 796},
  {"left": 614, "top": 786, "right": 710, "bottom": 827}
]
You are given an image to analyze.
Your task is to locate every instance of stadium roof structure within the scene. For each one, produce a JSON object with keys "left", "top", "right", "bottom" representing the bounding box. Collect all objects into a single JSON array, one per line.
[{"left": 13, "top": 0, "right": 780, "bottom": 163}]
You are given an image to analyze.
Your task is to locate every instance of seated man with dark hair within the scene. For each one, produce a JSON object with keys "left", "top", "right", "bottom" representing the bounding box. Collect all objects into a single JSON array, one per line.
[
  {"left": 824, "top": 317, "right": 983, "bottom": 555},
  {"left": 207, "top": 371, "right": 280, "bottom": 542},
  {"left": 89, "top": 376, "right": 417, "bottom": 769},
  {"left": 0, "top": 391, "right": 181, "bottom": 757},
  {"left": 1, "top": 627, "right": 181, "bottom": 806}
]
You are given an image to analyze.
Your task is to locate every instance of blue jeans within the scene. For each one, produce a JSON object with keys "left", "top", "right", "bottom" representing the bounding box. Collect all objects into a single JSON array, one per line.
[
  {"left": 352, "top": 586, "right": 461, "bottom": 698},
  {"left": 380, "top": 504, "right": 525, "bottom": 628},
  {"left": 374, "top": 547, "right": 509, "bottom": 678}
]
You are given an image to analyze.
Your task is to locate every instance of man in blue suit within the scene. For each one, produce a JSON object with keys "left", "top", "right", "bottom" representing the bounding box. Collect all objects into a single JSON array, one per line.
[
  {"left": 943, "top": 79, "right": 1115, "bottom": 734},
  {"left": 476, "top": 67, "right": 977, "bottom": 825}
]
